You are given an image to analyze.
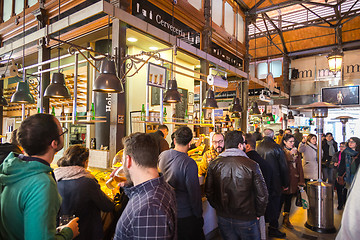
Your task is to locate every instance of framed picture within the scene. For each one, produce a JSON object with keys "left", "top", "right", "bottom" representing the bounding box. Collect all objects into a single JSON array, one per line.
[
  {"left": 175, "top": 88, "right": 188, "bottom": 119},
  {"left": 147, "top": 62, "right": 167, "bottom": 89},
  {"left": 322, "top": 86, "right": 359, "bottom": 105}
]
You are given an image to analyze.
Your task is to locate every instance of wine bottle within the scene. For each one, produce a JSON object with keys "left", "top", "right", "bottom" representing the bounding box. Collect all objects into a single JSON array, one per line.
[
  {"left": 51, "top": 106, "right": 55, "bottom": 116},
  {"left": 163, "top": 107, "right": 167, "bottom": 122},
  {"left": 61, "top": 105, "right": 65, "bottom": 120},
  {"left": 184, "top": 109, "right": 189, "bottom": 123},
  {"left": 91, "top": 103, "right": 95, "bottom": 120},
  {"left": 141, "top": 104, "right": 145, "bottom": 121}
]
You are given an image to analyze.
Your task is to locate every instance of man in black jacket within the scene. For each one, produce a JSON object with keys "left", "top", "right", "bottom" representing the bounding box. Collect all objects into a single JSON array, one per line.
[
  {"left": 205, "top": 131, "right": 268, "bottom": 240},
  {"left": 257, "top": 128, "right": 289, "bottom": 239},
  {"left": 322, "top": 132, "right": 338, "bottom": 184}
]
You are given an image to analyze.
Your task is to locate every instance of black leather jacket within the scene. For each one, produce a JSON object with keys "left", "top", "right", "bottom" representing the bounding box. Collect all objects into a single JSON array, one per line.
[
  {"left": 205, "top": 150, "right": 268, "bottom": 220},
  {"left": 256, "top": 137, "right": 289, "bottom": 197}
]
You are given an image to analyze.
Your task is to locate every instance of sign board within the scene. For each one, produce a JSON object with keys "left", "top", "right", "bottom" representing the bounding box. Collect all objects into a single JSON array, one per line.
[{"left": 147, "top": 62, "right": 167, "bottom": 89}]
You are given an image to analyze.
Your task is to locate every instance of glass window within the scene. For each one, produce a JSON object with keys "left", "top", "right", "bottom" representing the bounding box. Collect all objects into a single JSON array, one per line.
[
  {"left": 188, "top": 0, "right": 202, "bottom": 10},
  {"left": 257, "top": 62, "right": 268, "bottom": 79},
  {"left": 212, "top": 0, "right": 223, "bottom": 26},
  {"left": 28, "top": 0, "right": 38, "bottom": 7},
  {"left": 224, "top": 2, "right": 234, "bottom": 35},
  {"left": 15, "top": 0, "right": 24, "bottom": 15},
  {"left": 3, "top": 0, "right": 12, "bottom": 22},
  {"left": 236, "top": 13, "right": 244, "bottom": 43},
  {"left": 270, "top": 60, "right": 282, "bottom": 78}
]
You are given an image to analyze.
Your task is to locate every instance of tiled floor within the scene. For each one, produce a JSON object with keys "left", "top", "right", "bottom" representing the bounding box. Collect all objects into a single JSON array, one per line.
[{"left": 207, "top": 192, "right": 344, "bottom": 240}]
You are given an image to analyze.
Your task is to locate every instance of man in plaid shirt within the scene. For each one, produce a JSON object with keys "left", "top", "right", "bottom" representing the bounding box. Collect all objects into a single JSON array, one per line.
[
  {"left": 198, "top": 133, "right": 225, "bottom": 176},
  {"left": 114, "top": 133, "right": 177, "bottom": 240}
]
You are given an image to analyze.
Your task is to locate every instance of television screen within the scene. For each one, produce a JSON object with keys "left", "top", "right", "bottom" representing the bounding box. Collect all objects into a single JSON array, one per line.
[{"left": 322, "top": 86, "right": 359, "bottom": 105}]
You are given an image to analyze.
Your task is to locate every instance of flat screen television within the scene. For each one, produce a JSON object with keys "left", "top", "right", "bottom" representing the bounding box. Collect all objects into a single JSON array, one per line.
[{"left": 321, "top": 86, "right": 359, "bottom": 105}]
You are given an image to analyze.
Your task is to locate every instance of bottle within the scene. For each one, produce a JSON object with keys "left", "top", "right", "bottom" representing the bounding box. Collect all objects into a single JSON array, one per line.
[
  {"left": 163, "top": 107, "right": 167, "bottom": 122},
  {"left": 91, "top": 103, "right": 95, "bottom": 120},
  {"left": 37, "top": 107, "right": 40, "bottom": 113},
  {"left": 90, "top": 138, "right": 96, "bottom": 149},
  {"left": 172, "top": 113, "right": 176, "bottom": 123},
  {"left": 201, "top": 112, "right": 204, "bottom": 124},
  {"left": 194, "top": 112, "right": 198, "bottom": 124},
  {"left": 51, "top": 106, "right": 55, "bottom": 116},
  {"left": 141, "top": 104, "right": 145, "bottom": 121},
  {"left": 184, "top": 109, "right": 189, "bottom": 123},
  {"left": 60, "top": 105, "right": 65, "bottom": 120}
]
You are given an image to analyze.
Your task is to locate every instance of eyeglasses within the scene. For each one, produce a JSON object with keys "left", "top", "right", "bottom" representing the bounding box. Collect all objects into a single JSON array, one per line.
[
  {"left": 348, "top": 140, "right": 355, "bottom": 143},
  {"left": 212, "top": 140, "right": 224, "bottom": 145},
  {"left": 288, "top": 140, "right": 295, "bottom": 143},
  {"left": 59, "top": 127, "right": 68, "bottom": 137}
]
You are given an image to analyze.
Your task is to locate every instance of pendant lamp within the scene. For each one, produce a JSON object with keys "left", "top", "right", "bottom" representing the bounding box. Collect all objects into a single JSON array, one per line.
[
  {"left": 203, "top": 89, "right": 218, "bottom": 109},
  {"left": 327, "top": 49, "right": 343, "bottom": 73},
  {"left": 163, "top": 79, "right": 181, "bottom": 103},
  {"left": 11, "top": 81, "right": 35, "bottom": 104},
  {"left": 231, "top": 112, "right": 240, "bottom": 119},
  {"left": 229, "top": 97, "right": 242, "bottom": 112},
  {"left": 44, "top": 0, "right": 71, "bottom": 99},
  {"left": 0, "top": 95, "right": 8, "bottom": 106},
  {"left": 267, "top": 113, "right": 275, "bottom": 122},
  {"left": 288, "top": 111, "right": 295, "bottom": 119},
  {"left": 93, "top": 58, "right": 123, "bottom": 93},
  {"left": 249, "top": 101, "right": 261, "bottom": 115}
]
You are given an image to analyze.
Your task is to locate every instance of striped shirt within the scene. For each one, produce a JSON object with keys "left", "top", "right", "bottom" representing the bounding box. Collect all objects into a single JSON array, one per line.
[{"left": 114, "top": 176, "right": 177, "bottom": 240}]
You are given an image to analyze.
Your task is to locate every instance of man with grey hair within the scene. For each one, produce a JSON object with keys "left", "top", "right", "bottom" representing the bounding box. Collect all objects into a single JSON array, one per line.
[{"left": 257, "top": 128, "right": 289, "bottom": 239}]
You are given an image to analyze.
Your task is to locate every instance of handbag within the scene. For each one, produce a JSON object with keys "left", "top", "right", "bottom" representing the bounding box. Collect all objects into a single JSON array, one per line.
[
  {"left": 295, "top": 190, "right": 302, "bottom": 207},
  {"left": 300, "top": 187, "right": 309, "bottom": 209},
  {"left": 337, "top": 173, "right": 346, "bottom": 186}
]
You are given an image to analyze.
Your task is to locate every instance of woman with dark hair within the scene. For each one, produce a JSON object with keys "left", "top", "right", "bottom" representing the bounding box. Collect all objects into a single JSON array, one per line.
[
  {"left": 54, "top": 145, "right": 114, "bottom": 240},
  {"left": 280, "top": 134, "right": 305, "bottom": 229},
  {"left": 343, "top": 137, "right": 360, "bottom": 185},
  {"left": 298, "top": 134, "right": 318, "bottom": 184}
]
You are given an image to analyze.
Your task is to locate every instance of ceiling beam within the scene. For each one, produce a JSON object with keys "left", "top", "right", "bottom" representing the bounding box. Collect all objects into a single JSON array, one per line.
[
  {"left": 252, "top": 23, "right": 285, "bottom": 54},
  {"left": 288, "top": 41, "right": 360, "bottom": 57},
  {"left": 300, "top": 3, "right": 334, "bottom": 27},
  {"left": 250, "top": 0, "right": 335, "bottom": 14},
  {"left": 248, "top": 0, "right": 267, "bottom": 14},
  {"left": 263, "top": 13, "right": 288, "bottom": 54}
]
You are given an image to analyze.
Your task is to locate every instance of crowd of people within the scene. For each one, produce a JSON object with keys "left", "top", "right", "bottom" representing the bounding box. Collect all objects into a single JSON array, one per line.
[{"left": 0, "top": 113, "right": 359, "bottom": 240}]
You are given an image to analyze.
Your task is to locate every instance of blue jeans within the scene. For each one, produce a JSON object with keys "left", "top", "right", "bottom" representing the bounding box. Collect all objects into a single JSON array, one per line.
[
  {"left": 322, "top": 167, "right": 334, "bottom": 184},
  {"left": 217, "top": 216, "right": 260, "bottom": 240}
]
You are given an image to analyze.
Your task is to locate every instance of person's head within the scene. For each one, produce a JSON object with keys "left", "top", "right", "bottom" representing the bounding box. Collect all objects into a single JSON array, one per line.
[
  {"left": 284, "top": 128, "right": 292, "bottom": 135},
  {"left": 158, "top": 125, "right": 169, "bottom": 138},
  {"left": 279, "top": 129, "right": 284, "bottom": 135},
  {"left": 244, "top": 133, "right": 256, "bottom": 152},
  {"left": 347, "top": 137, "right": 360, "bottom": 152},
  {"left": 174, "top": 126, "right": 193, "bottom": 148},
  {"left": 224, "top": 130, "right": 245, "bottom": 151},
  {"left": 339, "top": 142, "right": 346, "bottom": 152},
  {"left": 263, "top": 128, "right": 274, "bottom": 139},
  {"left": 321, "top": 133, "right": 326, "bottom": 141},
  {"left": 281, "top": 134, "right": 295, "bottom": 149},
  {"left": 122, "top": 133, "right": 159, "bottom": 183},
  {"left": 17, "top": 113, "right": 65, "bottom": 156},
  {"left": 295, "top": 128, "right": 300, "bottom": 133},
  {"left": 57, "top": 145, "right": 89, "bottom": 168},
  {"left": 255, "top": 127, "right": 260, "bottom": 133},
  {"left": 10, "top": 129, "right": 19, "bottom": 146},
  {"left": 325, "top": 132, "right": 333, "bottom": 142},
  {"left": 212, "top": 132, "right": 225, "bottom": 153},
  {"left": 306, "top": 134, "right": 317, "bottom": 145}
]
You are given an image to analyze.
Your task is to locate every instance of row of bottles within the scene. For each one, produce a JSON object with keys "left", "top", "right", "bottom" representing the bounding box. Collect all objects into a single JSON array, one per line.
[{"left": 37, "top": 103, "right": 95, "bottom": 120}]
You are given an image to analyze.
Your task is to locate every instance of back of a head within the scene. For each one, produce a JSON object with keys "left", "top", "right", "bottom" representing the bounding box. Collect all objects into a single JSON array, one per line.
[
  {"left": 225, "top": 130, "right": 244, "bottom": 149},
  {"left": 11, "top": 129, "right": 19, "bottom": 146},
  {"left": 255, "top": 127, "right": 260, "bottom": 132},
  {"left": 174, "top": 126, "right": 193, "bottom": 146},
  {"left": 17, "top": 113, "right": 59, "bottom": 156},
  {"left": 123, "top": 133, "right": 159, "bottom": 168},
  {"left": 57, "top": 144, "right": 89, "bottom": 167},
  {"left": 263, "top": 128, "right": 274, "bottom": 139},
  {"left": 279, "top": 129, "right": 284, "bottom": 135},
  {"left": 295, "top": 128, "right": 300, "bottom": 133},
  {"left": 245, "top": 133, "right": 256, "bottom": 150},
  {"left": 158, "top": 125, "right": 168, "bottom": 131}
]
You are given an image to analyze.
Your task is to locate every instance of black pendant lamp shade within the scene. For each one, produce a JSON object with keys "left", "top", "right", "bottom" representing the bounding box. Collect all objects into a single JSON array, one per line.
[
  {"left": 203, "top": 89, "right": 218, "bottom": 109},
  {"left": 267, "top": 113, "right": 275, "bottom": 122},
  {"left": 163, "top": 79, "right": 181, "bottom": 103},
  {"left": 229, "top": 97, "right": 242, "bottom": 112},
  {"left": 44, "top": 72, "right": 71, "bottom": 98},
  {"left": 0, "top": 95, "right": 8, "bottom": 106},
  {"left": 11, "top": 81, "right": 35, "bottom": 104},
  {"left": 288, "top": 111, "right": 295, "bottom": 119},
  {"left": 249, "top": 101, "right": 261, "bottom": 115},
  {"left": 93, "top": 58, "right": 122, "bottom": 93},
  {"left": 231, "top": 112, "right": 240, "bottom": 119}
]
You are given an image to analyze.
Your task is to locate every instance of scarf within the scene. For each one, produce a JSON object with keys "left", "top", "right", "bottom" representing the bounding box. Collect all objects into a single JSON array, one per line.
[
  {"left": 54, "top": 166, "right": 94, "bottom": 181},
  {"left": 327, "top": 140, "right": 335, "bottom": 157}
]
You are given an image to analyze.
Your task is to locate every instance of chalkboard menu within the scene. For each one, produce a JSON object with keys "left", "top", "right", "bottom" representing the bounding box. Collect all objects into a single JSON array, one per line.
[{"left": 175, "top": 88, "right": 188, "bottom": 120}]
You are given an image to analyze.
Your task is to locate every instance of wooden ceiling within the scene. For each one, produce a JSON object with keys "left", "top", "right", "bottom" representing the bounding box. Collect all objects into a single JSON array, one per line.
[{"left": 237, "top": 0, "right": 360, "bottom": 60}]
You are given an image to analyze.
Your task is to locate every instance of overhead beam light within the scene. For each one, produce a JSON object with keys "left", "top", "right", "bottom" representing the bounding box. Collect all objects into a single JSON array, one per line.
[
  {"left": 327, "top": 49, "right": 343, "bottom": 72},
  {"left": 127, "top": 37, "right": 138, "bottom": 42},
  {"left": 149, "top": 47, "right": 159, "bottom": 50}
]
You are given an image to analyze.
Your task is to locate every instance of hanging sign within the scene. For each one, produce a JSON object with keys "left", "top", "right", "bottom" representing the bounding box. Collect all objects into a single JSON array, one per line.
[{"left": 147, "top": 62, "right": 167, "bottom": 89}]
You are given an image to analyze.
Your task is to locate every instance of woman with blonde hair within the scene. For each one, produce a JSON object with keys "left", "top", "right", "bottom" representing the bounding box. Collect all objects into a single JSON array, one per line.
[{"left": 54, "top": 145, "right": 114, "bottom": 240}]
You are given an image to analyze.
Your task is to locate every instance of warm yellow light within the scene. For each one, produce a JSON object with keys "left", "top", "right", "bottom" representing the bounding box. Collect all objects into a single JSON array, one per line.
[
  {"left": 149, "top": 47, "right": 158, "bottom": 50},
  {"left": 127, "top": 37, "right": 138, "bottom": 42},
  {"left": 328, "top": 54, "right": 343, "bottom": 72}
]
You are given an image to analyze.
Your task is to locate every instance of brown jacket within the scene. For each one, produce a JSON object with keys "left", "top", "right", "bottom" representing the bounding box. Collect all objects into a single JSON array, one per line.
[{"left": 283, "top": 148, "right": 305, "bottom": 194}]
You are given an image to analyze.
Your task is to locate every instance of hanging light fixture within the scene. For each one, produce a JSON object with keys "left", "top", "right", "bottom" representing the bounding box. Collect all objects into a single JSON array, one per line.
[
  {"left": 249, "top": 101, "right": 261, "bottom": 115},
  {"left": 203, "top": 89, "right": 218, "bottom": 109},
  {"left": 231, "top": 112, "right": 240, "bottom": 119},
  {"left": 288, "top": 111, "right": 295, "bottom": 119},
  {"left": 327, "top": 48, "right": 343, "bottom": 73},
  {"left": 229, "top": 97, "right": 242, "bottom": 112},
  {"left": 0, "top": 95, "right": 8, "bottom": 106},
  {"left": 163, "top": 79, "right": 181, "bottom": 103},
  {"left": 44, "top": 0, "right": 71, "bottom": 99},
  {"left": 11, "top": 4, "right": 35, "bottom": 104},
  {"left": 93, "top": 58, "right": 123, "bottom": 93},
  {"left": 93, "top": 15, "right": 123, "bottom": 93},
  {"left": 267, "top": 113, "right": 275, "bottom": 122}
]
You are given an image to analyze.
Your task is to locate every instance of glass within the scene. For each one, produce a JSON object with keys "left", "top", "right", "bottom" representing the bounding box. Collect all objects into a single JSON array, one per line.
[
  {"left": 59, "top": 127, "right": 68, "bottom": 137},
  {"left": 59, "top": 215, "right": 76, "bottom": 226},
  {"left": 106, "top": 166, "right": 126, "bottom": 189}
]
